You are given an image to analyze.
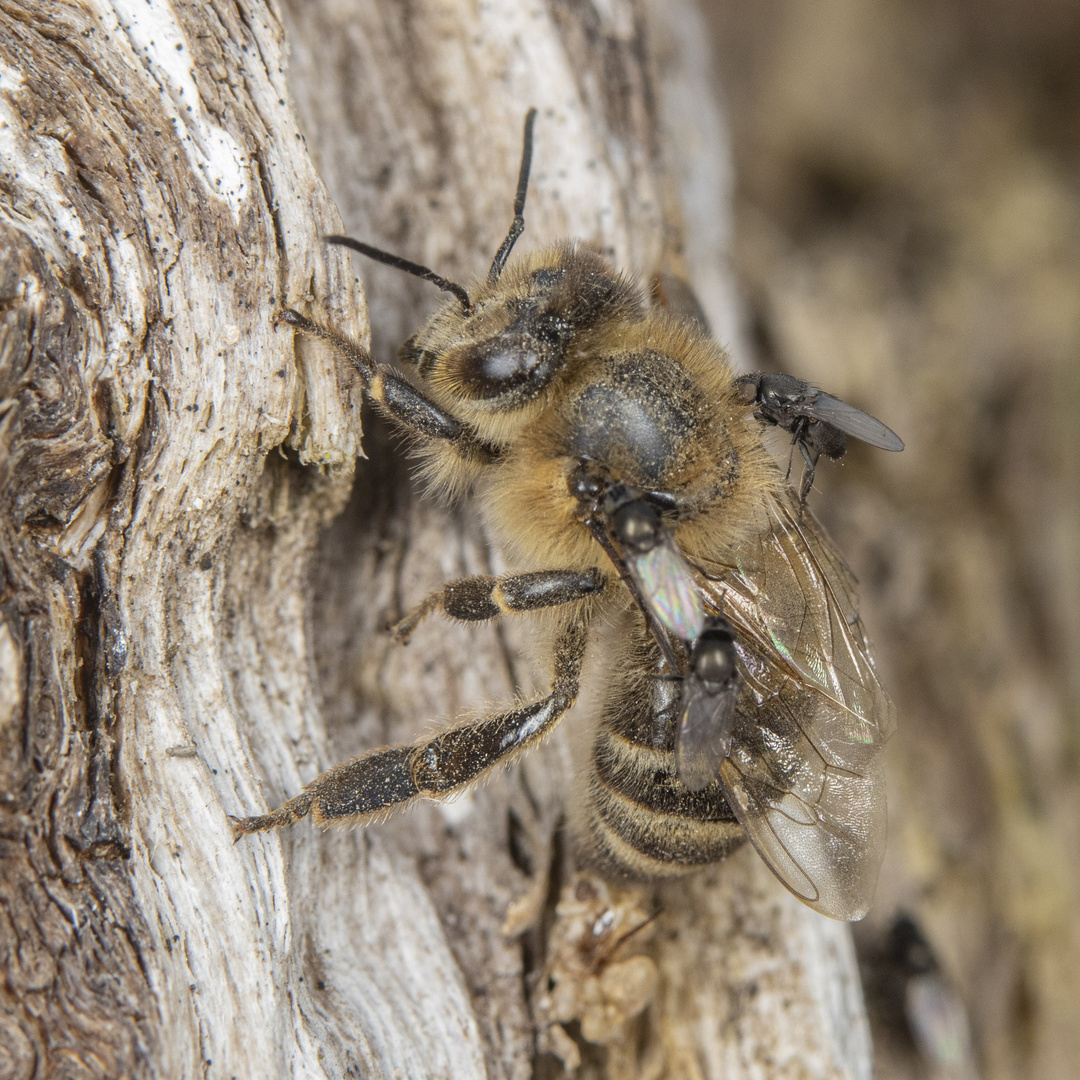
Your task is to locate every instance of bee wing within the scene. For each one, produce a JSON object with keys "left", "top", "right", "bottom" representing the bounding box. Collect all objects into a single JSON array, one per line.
[
  {"left": 628, "top": 538, "right": 706, "bottom": 642},
  {"left": 699, "top": 492, "right": 895, "bottom": 920},
  {"left": 807, "top": 391, "right": 905, "bottom": 452},
  {"left": 676, "top": 677, "right": 739, "bottom": 793}
]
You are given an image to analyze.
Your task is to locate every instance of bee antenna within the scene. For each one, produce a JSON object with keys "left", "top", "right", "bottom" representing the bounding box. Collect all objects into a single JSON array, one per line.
[
  {"left": 488, "top": 107, "right": 537, "bottom": 283},
  {"left": 325, "top": 235, "right": 472, "bottom": 314}
]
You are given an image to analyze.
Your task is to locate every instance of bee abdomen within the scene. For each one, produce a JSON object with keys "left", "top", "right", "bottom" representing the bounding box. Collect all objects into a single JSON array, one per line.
[{"left": 580, "top": 716, "right": 744, "bottom": 879}]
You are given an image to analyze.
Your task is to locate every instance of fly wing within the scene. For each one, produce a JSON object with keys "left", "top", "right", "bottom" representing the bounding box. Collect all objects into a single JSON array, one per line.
[
  {"left": 698, "top": 491, "right": 895, "bottom": 920},
  {"left": 676, "top": 678, "right": 739, "bottom": 793},
  {"left": 629, "top": 538, "right": 706, "bottom": 642},
  {"left": 807, "top": 391, "right": 905, "bottom": 452}
]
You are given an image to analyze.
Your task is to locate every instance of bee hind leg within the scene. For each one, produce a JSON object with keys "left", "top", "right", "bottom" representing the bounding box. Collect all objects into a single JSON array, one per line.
[{"left": 232, "top": 612, "right": 590, "bottom": 837}]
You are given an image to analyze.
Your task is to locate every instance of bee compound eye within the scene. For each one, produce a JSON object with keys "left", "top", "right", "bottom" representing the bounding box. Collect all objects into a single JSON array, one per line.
[
  {"left": 451, "top": 311, "right": 570, "bottom": 401},
  {"left": 612, "top": 501, "right": 661, "bottom": 555},
  {"left": 453, "top": 336, "right": 533, "bottom": 394}
]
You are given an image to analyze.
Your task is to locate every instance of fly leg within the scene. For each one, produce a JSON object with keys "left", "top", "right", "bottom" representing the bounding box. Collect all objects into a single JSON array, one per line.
[{"left": 796, "top": 434, "right": 821, "bottom": 506}]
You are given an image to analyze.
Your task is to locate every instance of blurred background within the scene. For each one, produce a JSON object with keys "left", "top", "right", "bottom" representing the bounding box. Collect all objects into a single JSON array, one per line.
[{"left": 705, "top": 1, "right": 1080, "bottom": 1077}]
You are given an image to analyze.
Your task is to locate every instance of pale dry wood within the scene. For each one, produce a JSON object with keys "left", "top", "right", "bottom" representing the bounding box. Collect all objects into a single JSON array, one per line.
[{"left": 0, "top": 1, "right": 874, "bottom": 1077}]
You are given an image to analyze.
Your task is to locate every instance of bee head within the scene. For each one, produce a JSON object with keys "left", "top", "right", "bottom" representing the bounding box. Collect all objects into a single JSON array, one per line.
[
  {"left": 400, "top": 245, "right": 641, "bottom": 411},
  {"left": 328, "top": 112, "right": 642, "bottom": 420}
]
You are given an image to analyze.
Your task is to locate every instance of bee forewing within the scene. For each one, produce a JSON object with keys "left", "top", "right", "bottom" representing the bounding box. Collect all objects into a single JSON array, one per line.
[
  {"left": 675, "top": 680, "right": 738, "bottom": 793},
  {"left": 810, "top": 392, "right": 905, "bottom": 452},
  {"left": 631, "top": 539, "right": 706, "bottom": 642},
  {"left": 698, "top": 491, "right": 894, "bottom": 919},
  {"left": 719, "top": 752, "right": 885, "bottom": 920}
]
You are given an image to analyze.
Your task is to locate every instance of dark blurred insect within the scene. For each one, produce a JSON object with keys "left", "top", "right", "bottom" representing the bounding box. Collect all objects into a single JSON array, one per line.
[
  {"left": 735, "top": 372, "right": 904, "bottom": 505},
  {"left": 233, "top": 110, "right": 899, "bottom": 921},
  {"left": 861, "top": 915, "right": 980, "bottom": 1079}
]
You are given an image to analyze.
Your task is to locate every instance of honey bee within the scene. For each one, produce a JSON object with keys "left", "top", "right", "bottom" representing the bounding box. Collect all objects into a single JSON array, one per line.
[{"left": 233, "top": 110, "right": 899, "bottom": 922}]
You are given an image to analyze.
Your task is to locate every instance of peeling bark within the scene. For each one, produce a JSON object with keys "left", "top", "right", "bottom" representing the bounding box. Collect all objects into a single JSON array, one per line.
[{"left": 0, "top": 2, "right": 874, "bottom": 1078}]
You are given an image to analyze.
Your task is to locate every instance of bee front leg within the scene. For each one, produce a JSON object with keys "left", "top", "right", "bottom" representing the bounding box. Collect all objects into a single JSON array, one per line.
[
  {"left": 390, "top": 567, "right": 605, "bottom": 643},
  {"left": 276, "top": 309, "right": 498, "bottom": 463},
  {"left": 232, "top": 611, "right": 590, "bottom": 837}
]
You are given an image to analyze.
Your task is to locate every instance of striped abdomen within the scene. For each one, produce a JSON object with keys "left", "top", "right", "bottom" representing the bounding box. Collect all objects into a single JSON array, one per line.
[{"left": 579, "top": 635, "right": 744, "bottom": 878}]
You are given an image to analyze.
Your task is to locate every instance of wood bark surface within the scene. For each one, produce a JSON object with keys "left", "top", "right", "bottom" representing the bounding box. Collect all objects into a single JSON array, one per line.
[{"left": 0, "top": 2, "right": 875, "bottom": 1078}]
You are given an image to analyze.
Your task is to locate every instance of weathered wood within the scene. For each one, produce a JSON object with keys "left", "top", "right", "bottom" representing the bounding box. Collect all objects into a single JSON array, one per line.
[{"left": 0, "top": 2, "right": 875, "bottom": 1077}]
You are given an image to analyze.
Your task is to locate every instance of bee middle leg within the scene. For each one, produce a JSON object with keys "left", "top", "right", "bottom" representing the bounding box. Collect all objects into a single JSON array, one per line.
[
  {"left": 390, "top": 567, "right": 606, "bottom": 643},
  {"left": 232, "top": 611, "right": 590, "bottom": 837}
]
